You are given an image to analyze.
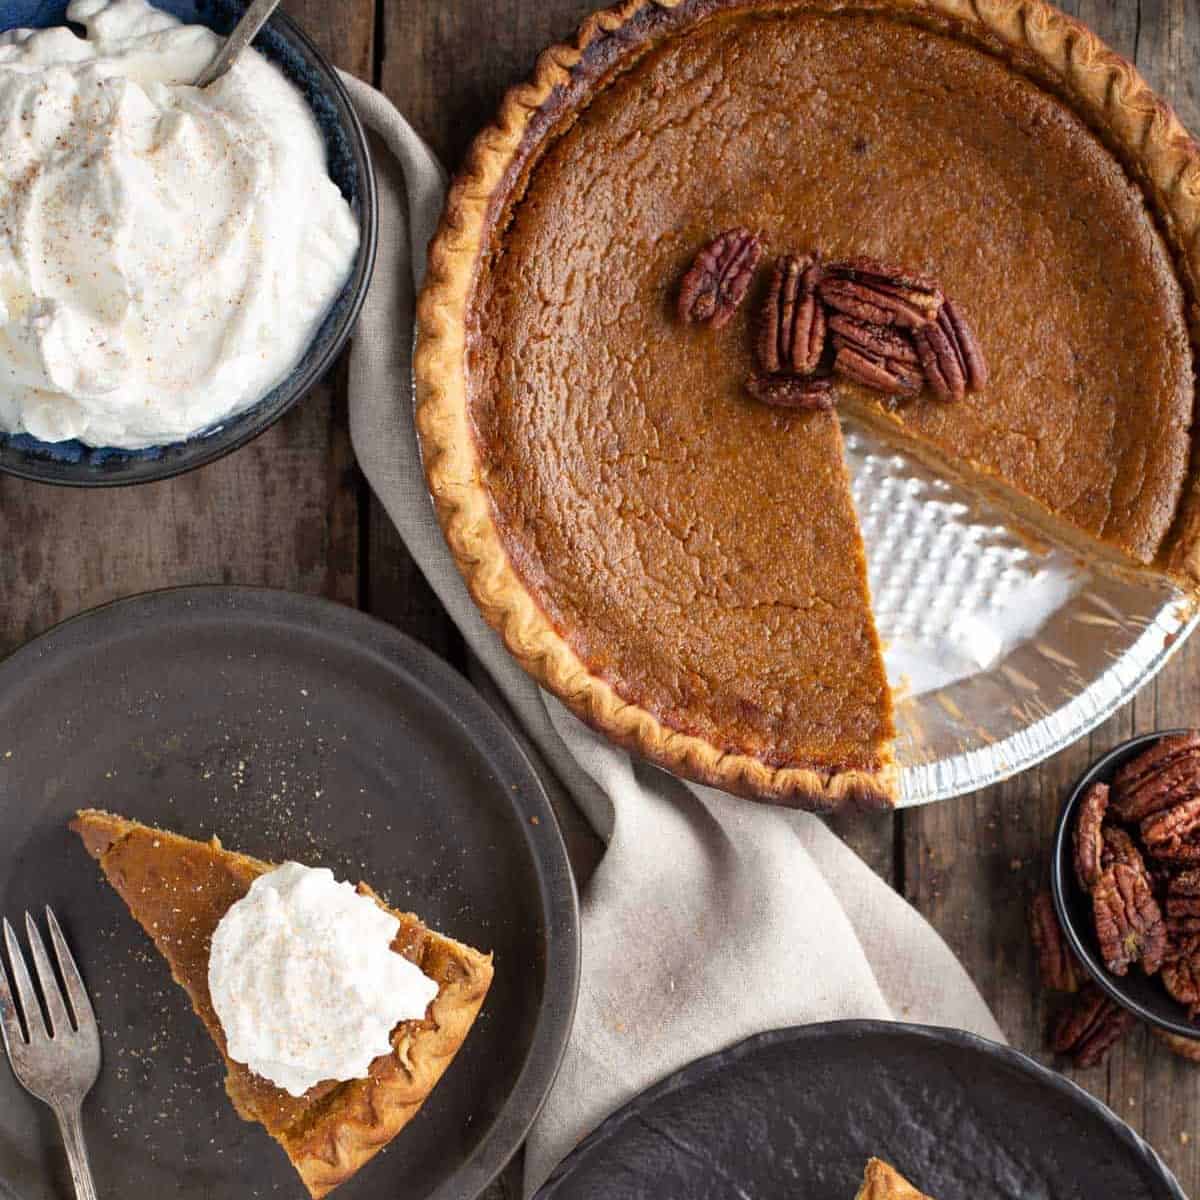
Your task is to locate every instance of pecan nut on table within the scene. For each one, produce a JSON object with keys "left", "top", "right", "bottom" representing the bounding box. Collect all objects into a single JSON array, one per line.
[
  {"left": 677, "top": 232, "right": 988, "bottom": 409},
  {"left": 1031, "top": 892, "right": 1139, "bottom": 1068},
  {"left": 1030, "top": 733, "right": 1200, "bottom": 1066}
]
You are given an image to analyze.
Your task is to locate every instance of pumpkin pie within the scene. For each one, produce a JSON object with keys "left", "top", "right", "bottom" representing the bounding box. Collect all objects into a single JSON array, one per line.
[
  {"left": 415, "top": 0, "right": 1200, "bottom": 809},
  {"left": 70, "top": 809, "right": 493, "bottom": 1198},
  {"left": 856, "top": 1157, "right": 935, "bottom": 1199}
]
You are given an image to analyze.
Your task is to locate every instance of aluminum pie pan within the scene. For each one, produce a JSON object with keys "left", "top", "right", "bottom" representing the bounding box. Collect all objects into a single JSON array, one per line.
[
  {"left": 412, "top": 348, "right": 1197, "bottom": 809},
  {"left": 841, "top": 415, "right": 1199, "bottom": 807}
]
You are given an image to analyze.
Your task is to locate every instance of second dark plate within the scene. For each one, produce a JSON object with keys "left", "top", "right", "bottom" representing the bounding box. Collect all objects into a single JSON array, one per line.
[
  {"left": 536, "top": 1021, "right": 1184, "bottom": 1200},
  {"left": 0, "top": 587, "right": 578, "bottom": 1200}
]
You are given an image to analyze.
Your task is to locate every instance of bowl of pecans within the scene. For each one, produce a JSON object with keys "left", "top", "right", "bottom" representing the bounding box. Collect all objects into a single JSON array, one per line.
[{"left": 1051, "top": 731, "right": 1200, "bottom": 1042}]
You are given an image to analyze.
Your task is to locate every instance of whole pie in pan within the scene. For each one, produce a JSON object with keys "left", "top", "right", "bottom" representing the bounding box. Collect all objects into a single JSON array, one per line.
[
  {"left": 71, "top": 809, "right": 493, "bottom": 1198},
  {"left": 415, "top": 0, "right": 1200, "bottom": 810}
]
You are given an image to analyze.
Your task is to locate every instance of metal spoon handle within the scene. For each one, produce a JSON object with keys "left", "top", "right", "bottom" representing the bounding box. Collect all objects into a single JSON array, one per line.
[{"left": 194, "top": 0, "right": 283, "bottom": 88}]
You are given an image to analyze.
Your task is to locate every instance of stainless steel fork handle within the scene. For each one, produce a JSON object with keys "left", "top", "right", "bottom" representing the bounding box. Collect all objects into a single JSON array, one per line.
[{"left": 51, "top": 1102, "right": 98, "bottom": 1200}]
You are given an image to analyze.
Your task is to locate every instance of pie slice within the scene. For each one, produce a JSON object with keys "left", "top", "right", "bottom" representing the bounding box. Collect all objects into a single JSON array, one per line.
[
  {"left": 415, "top": 0, "right": 1200, "bottom": 810},
  {"left": 70, "top": 808, "right": 493, "bottom": 1198},
  {"left": 856, "top": 1157, "right": 936, "bottom": 1200}
]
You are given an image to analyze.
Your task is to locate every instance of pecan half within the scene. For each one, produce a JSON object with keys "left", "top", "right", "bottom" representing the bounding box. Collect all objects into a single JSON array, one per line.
[
  {"left": 1152, "top": 1029, "right": 1200, "bottom": 1063},
  {"left": 757, "top": 254, "right": 825, "bottom": 375},
  {"left": 1143, "top": 798, "right": 1200, "bottom": 863},
  {"left": 1050, "top": 984, "right": 1135, "bottom": 1068},
  {"left": 1111, "top": 733, "right": 1200, "bottom": 822},
  {"left": 833, "top": 344, "right": 923, "bottom": 395},
  {"left": 819, "top": 257, "right": 943, "bottom": 329},
  {"left": 940, "top": 299, "right": 988, "bottom": 389},
  {"left": 1163, "top": 951, "right": 1200, "bottom": 1019},
  {"left": 1073, "top": 782, "right": 1109, "bottom": 890},
  {"left": 1030, "top": 890, "right": 1079, "bottom": 992},
  {"left": 1101, "top": 825, "right": 1145, "bottom": 874},
  {"left": 1149, "top": 859, "right": 1177, "bottom": 902},
  {"left": 745, "top": 372, "right": 834, "bottom": 411},
  {"left": 913, "top": 299, "right": 987, "bottom": 402},
  {"left": 1092, "top": 862, "right": 1166, "bottom": 976},
  {"left": 1167, "top": 931, "right": 1200, "bottom": 964},
  {"left": 678, "top": 229, "right": 763, "bottom": 329},
  {"left": 1167, "top": 869, "right": 1200, "bottom": 936}
]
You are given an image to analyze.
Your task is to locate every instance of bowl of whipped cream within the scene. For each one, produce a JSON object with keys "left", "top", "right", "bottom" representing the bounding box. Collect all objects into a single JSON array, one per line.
[{"left": 0, "top": 0, "right": 377, "bottom": 484}]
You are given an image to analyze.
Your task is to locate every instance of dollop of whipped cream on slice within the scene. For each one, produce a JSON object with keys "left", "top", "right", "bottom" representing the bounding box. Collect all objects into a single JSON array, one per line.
[
  {"left": 208, "top": 862, "right": 438, "bottom": 1098},
  {"left": 0, "top": 0, "right": 360, "bottom": 448}
]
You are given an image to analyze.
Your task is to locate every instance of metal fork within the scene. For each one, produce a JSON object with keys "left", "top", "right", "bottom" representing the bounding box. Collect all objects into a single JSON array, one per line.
[{"left": 0, "top": 909, "right": 101, "bottom": 1200}]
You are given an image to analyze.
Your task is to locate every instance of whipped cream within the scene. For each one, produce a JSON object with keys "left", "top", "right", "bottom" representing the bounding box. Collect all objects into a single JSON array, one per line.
[
  {"left": 208, "top": 862, "right": 438, "bottom": 1097},
  {"left": 0, "top": 0, "right": 359, "bottom": 448}
]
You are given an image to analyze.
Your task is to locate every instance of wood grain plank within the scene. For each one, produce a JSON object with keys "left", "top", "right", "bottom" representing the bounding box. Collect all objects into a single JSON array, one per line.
[
  {"left": 282, "top": 0, "right": 374, "bottom": 79},
  {"left": 0, "top": 384, "right": 359, "bottom": 655}
]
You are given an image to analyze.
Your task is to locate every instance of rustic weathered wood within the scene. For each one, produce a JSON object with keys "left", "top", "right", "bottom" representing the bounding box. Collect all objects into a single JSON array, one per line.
[
  {"left": 283, "top": 0, "right": 374, "bottom": 79},
  {"left": 0, "top": 373, "right": 360, "bottom": 656}
]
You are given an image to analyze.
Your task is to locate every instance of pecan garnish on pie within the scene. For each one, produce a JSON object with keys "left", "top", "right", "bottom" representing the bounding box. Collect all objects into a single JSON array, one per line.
[
  {"left": 678, "top": 228, "right": 763, "bottom": 328},
  {"left": 745, "top": 372, "right": 834, "bottom": 411},
  {"left": 757, "top": 254, "right": 825, "bottom": 375},
  {"left": 1050, "top": 984, "right": 1136, "bottom": 1068},
  {"left": 1092, "top": 862, "right": 1166, "bottom": 976},
  {"left": 1073, "top": 782, "right": 1108, "bottom": 890},
  {"left": 1029, "top": 890, "right": 1079, "bottom": 992},
  {"left": 913, "top": 300, "right": 987, "bottom": 403},
  {"left": 819, "top": 257, "right": 943, "bottom": 329},
  {"left": 679, "top": 235, "right": 990, "bottom": 410},
  {"left": 1110, "top": 733, "right": 1200, "bottom": 822},
  {"left": 829, "top": 314, "right": 923, "bottom": 396}
]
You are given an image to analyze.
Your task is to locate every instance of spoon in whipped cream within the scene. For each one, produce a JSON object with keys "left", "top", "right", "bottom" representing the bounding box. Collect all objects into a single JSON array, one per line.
[{"left": 194, "top": 0, "right": 282, "bottom": 87}]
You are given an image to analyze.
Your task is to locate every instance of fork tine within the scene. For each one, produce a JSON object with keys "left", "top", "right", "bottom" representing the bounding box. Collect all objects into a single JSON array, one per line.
[
  {"left": 44, "top": 907, "right": 95, "bottom": 1034},
  {"left": 2, "top": 918, "right": 44, "bottom": 1039},
  {"left": 23, "top": 912, "right": 71, "bottom": 1037},
  {"left": 0, "top": 933, "right": 26, "bottom": 1052}
]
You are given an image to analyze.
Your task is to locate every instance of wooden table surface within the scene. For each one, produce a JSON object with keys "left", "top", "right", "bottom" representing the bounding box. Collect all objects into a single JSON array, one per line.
[{"left": 3, "top": 0, "right": 1198, "bottom": 1195}]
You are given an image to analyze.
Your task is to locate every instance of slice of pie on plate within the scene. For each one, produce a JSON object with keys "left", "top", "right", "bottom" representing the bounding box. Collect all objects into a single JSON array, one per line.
[
  {"left": 856, "top": 1157, "right": 935, "bottom": 1199},
  {"left": 71, "top": 808, "right": 493, "bottom": 1198},
  {"left": 415, "top": 0, "right": 1200, "bottom": 811}
]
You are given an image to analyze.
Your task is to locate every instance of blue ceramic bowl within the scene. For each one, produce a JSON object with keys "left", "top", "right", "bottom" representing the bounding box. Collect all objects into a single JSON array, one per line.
[
  {"left": 0, "top": 0, "right": 377, "bottom": 486},
  {"left": 1052, "top": 731, "right": 1200, "bottom": 1040}
]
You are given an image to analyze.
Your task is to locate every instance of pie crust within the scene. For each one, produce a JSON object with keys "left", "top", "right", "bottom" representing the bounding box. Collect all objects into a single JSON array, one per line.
[
  {"left": 856, "top": 1157, "right": 936, "bottom": 1199},
  {"left": 415, "top": 0, "right": 1200, "bottom": 810},
  {"left": 72, "top": 809, "right": 493, "bottom": 1198}
]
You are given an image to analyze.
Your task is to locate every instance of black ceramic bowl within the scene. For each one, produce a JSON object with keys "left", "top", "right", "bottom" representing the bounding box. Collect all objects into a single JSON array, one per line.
[
  {"left": 1052, "top": 730, "right": 1200, "bottom": 1040},
  {"left": 0, "top": 0, "right": 377, "bottom": 486}
]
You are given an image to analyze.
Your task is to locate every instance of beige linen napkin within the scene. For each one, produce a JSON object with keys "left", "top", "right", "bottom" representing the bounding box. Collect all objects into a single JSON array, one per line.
[{"left": 340, "top": 75, "right": 1004, "bottom": 1194}]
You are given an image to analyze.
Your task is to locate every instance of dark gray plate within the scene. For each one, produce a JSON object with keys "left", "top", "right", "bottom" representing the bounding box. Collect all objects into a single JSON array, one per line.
[
  {"left": 0, "top": 587, "right": 579, "bottom": 1200},
  {"left": 536, "top": 1022, "right": 1185, "bottom": 1200}
]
